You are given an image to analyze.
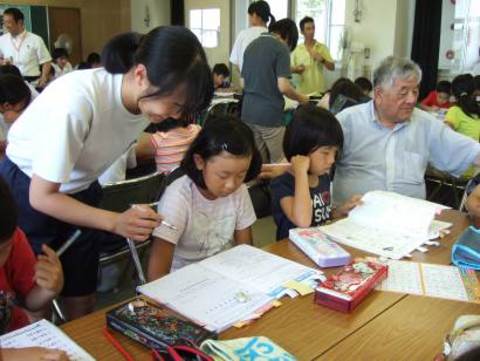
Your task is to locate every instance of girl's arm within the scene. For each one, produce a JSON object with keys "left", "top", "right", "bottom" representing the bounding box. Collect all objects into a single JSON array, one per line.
[
  {"left": 29, "top": 175, "right": 161, "bottom": 242},
  {"left": 1, "top": 347, "right": 69, "bottom": 361},
  {"left": 234, "top": 227, "right": 253, "bottom": 245},
  {"left": 147, "top": 237, "right": 176, "bottom": 281},
  {"left": 279, "top": 156, "right": 313, "bottom": 228}
]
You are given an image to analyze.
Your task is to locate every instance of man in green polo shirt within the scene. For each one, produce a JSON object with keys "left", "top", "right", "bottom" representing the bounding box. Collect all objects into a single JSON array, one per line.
[{"left": 291, "top": 16, "right": 334, "bottom": 95}]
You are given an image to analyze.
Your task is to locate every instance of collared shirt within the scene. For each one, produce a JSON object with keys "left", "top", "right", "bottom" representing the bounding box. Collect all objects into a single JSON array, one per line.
[
  {"left": 0, "top": 31, "right": 51, "bottom": 77},
  {"left": 333, "top": 100, "right": 480, "bottom": 204},
  {"left": 291, "top": 41, "right": 333, "bottom": 94}
]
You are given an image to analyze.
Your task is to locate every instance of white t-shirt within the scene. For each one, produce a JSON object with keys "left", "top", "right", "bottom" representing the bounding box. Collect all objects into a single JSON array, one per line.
[
  {"left": 52, "top": 62, "right": 73, "bottom": 78},
  {"left": 229, "top": 26, "right": 267, "bottom": 71},
  {"left": 0, "top": 31, "right": 52, "bottom": 77},
  {"left": 152, "top": 174, "right": 257, "bottom": 271},
  {"left": 98, "top": 145, "right": 137, "bottom": 186},
  {"left": 7, "top": 68, "right": 149, "bottom": 193}
]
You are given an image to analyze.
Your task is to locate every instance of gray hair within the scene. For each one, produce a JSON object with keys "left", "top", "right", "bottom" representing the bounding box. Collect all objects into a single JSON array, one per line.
[{"left": 373, "top": 56, "right": 422, "bottom": 89}]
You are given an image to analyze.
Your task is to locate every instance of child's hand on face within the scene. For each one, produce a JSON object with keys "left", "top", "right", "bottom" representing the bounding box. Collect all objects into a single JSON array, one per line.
[
  {"left": 466, "top": 185, "right": 480, "bottom": 225},
  {"left": 291, "top": 155, "right": 310, "bottom": 175},
  {"left": 34, "top": 244, "right": 64, "bottom": 297},
  {"left": 337, "top": 194, "right": 363, "bottom": 217},
  {"left": 2, "top": 346, "right": 70, "bottom": 361}
]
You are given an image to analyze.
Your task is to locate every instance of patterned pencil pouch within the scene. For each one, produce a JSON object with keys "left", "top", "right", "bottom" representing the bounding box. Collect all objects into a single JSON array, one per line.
[
  {"left": 200, "top": 336, "right": 296, "bottom": 361},
  {"left": 452, "top": 226, "right": 480, "bottom": 270}
]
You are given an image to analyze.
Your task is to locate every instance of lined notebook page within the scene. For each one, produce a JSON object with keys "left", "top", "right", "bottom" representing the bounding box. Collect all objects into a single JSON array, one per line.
[{"left": 0, "top": 319, "right": 95, "bottom": 361}]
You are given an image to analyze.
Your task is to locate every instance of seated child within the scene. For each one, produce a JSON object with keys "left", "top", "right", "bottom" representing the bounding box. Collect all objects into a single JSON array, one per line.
[
  {"left": 51, "top": 48, "right": 73, "bottom": 79},
  {"left": 147, "top": 116, "right": 262, "bottom": 280},
  {"left": 0, "top": 65, "right": 39, "bottom": 100},
  {"left": 212, "top": 63, "right": 231, "bottom": 90},
  {"left": 420, "top": 80, "right": 452, "bottom": 111},
  {"left": 354, "top": 76, "right": 373, "bottom": 97},
  {"left": 0, "top": 177, "right": 67, "bottom": 360},
  {"left": 0, "top": 74, "right": 32, "bottom": 157},
  {"left": 445, "top": 74, "right": 480, "bottom": 178},
  {"left": 271, "top": 104, "right": 362, "bottom": 240},
  {"left": 148, "top": 118, "right": 201, "bottom": 174}
]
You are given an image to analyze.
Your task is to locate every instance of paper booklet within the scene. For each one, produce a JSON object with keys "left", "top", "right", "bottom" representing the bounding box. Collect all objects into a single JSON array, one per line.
[
  {"left": 138, "top": 244, "right": 324, "bottom": 332},
  {"left": 319, "top": 191, "right": 451, "bottom": 259},
  {"left": 377, "top": 260, "right": 480, "bottom": 303},
  {"left": 0, "top": 319, "right": 95, "bottom": 361}
]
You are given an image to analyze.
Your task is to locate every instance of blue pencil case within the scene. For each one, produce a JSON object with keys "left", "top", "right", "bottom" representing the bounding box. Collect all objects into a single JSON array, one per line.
[{"left": 452, "top": 226, "right": 480, "bottom": 270}]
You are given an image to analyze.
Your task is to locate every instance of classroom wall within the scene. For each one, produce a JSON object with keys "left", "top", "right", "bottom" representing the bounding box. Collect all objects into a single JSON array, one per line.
[
  {"left": 130, "top": 0, "right": 171, "bottom": 33},
  {"left": 6, "top": 0, "right": 131, "bottom": 61}
]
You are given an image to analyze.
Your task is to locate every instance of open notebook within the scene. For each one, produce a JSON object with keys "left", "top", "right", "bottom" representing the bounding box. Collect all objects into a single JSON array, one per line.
[
  {"left": 319, "top": 191, "right": 451, "bottom": 259},
  {"left": 0, "top": 319, "right": 95, "bottom": 361},
  {"left": 138, "top": 244, "right": 324, "bottom": 332}
]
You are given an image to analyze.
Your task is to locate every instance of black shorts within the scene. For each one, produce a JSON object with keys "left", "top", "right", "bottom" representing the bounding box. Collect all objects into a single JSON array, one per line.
[{"left": 0, "top": 157, "right": 102, "bottom": 297}]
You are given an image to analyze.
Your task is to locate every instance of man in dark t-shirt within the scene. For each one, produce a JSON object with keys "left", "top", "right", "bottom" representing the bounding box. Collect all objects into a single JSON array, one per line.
[{"left": 241, "top": 19, "right": 308, "bottom": 163}]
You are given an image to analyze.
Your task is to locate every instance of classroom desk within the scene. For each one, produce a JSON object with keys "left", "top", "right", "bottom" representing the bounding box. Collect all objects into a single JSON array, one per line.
[
  {"left": 61, "top": 210, "right": 470, "bottom": 361},
  {"left": 315, "top": 296, "right": 479, "bottom": 361}
]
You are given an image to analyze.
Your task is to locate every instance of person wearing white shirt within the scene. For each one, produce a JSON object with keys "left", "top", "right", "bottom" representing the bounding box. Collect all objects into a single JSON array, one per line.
[
  {"left": 0, "top": 27, "right": 214, "bottom": 320},
  {"left": 229, "top": 1, "right": 275, "bottom": 72},
  {"left": 51, "top": 48, "right": 73, "bottom": 79},
  {"left": 0, "top": 8, "right": 52, "bottom": 88}
]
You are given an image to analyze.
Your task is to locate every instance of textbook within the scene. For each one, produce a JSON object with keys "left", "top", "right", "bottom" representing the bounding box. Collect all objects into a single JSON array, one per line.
[
  {"left": 314, "top": 259, "right": 388, "bottom": 313},
  {"left": 0, "top": 319, "right": 95, "bottom": 361},
  {"left": 377, "top": 260, "right": 480, "bottom": 303},
  {"left": 289, "top": 227, "right": 351, "bottom": 267},
  {"left": 138, "top": 244, "right": 324, "bottom": 332},
  {"left": 318, "top": 191, "right": 451, "bottom": 259}
]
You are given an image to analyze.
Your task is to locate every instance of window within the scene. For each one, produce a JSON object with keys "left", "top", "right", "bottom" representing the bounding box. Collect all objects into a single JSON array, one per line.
[
  {"left": 295, "top": 0, "right": 346, "bottom": 61},
  {"left": 189, "top": 8, "right": 220, "bottom": 48},
  {"left": 265, "top": 0, "right": 289, "bottom": 21}
]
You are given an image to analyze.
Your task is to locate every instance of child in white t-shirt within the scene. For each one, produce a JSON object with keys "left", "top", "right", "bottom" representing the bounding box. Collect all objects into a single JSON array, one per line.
[{"left": 147, "top": 116, "right": 262, "bottom": 280}]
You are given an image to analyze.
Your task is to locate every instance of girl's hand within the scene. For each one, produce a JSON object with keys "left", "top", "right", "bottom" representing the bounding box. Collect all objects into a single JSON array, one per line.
[
  {"left": 291, "top": 155, "right": 310, "bottom": 176},
  {"left": 113, "top": 205, "right": 162, "bottom": 242},
  {"left": 258, "top": 163, "right": 291, "bottom": 179},
  {"left": 34, "top": 244, "right": 64, "bottom": 296},
  {"left": 1, "top": 347, "right": 70, "bottom": 361},
  {"left": 337, "top": 194, "right": 363, "bottom": 217}
]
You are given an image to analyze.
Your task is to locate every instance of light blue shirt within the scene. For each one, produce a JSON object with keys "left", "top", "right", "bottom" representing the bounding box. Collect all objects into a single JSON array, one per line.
[{"left": 333, "top": 101, "right": 480, "bottom": 204}]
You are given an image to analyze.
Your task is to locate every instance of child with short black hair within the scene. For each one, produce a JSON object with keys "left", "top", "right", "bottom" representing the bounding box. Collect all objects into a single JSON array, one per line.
[
  {"left": 271, "top": 104, "right": 362, "bottom": 240},
  {"left": 51, "top": 48, "right": 72, "bottom": 78},
  {"left": 0, "top": 176, "right": 66, "bottom": 360},
  {"left": 147, "top": 116, "right": 262, "bottom": 280},
  {"left": 212, "top": 63, "right": 230, "bottom": 89},
  {"left": 354, "top": 76, "right": 373, "bottom": 96},
  {"left": 420, "top": 80, "right": 452, "bottom": 111}
]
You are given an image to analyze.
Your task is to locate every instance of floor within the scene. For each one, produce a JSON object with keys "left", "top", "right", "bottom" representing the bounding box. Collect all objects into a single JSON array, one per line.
[{"left": 95, "top": 216, "right": 277, "bottom": 309}]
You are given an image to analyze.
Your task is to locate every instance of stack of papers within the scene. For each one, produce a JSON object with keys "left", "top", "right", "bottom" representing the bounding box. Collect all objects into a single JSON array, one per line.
[
  {"left": 138, "top": 245, "right": 323, "bottom": 332},
  {"left": 0, "top": 319, "right": 95, "bottom": 361},
  {"left": 319, "top": 191, "right": 450, "bottom": 259}
]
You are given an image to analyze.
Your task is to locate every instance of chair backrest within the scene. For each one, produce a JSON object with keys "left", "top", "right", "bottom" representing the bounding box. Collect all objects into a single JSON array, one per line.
[{"left": 99, "top": 172, "right": 165, "bottom": 212}]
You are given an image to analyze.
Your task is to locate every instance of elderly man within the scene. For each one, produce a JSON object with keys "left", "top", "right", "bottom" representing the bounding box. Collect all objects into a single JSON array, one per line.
[
  {"left": 0, "top": 8, "right": 52, "bottom": 88},
  {"left": 333, "top": 56, "right": 480, "bottom": 204}
]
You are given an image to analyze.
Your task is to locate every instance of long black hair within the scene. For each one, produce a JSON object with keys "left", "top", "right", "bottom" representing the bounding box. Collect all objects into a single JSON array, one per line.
[
  {"left": 452, "top": 74, "right": 480, "bottom": 118},
  {"left": 0, "top": 177, "right": 18, "bottom": 243},
  {"left": 248, "top": 1, "right": 275, "bottom": 26},
  {"left": 101, "top": 26, "right": 214, "bottom": 120},
  {"left": 181, "top": 115, "right": 262, "bottom": 189}
]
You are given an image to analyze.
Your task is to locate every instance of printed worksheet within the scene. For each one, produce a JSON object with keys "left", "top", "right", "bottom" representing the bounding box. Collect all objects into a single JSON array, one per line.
[
  {"left": 378, "top": 261, "right": 480, "bottom": 303},
  {"left": 0, "top": 320, "right": 95, "bottom": 361}
]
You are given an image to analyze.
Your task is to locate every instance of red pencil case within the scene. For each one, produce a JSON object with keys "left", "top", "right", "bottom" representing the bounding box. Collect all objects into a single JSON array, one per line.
[{"left": 314, "top": 259, "right": 388, "bottom": 313}]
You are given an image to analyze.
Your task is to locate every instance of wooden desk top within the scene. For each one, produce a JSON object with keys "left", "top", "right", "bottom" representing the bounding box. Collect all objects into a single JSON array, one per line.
[
  {"left": 315, "top": 296, "right": 479, "bottom": 361},
  {"left": 61, "top": 210, "right": 470, "bottom": 360}
]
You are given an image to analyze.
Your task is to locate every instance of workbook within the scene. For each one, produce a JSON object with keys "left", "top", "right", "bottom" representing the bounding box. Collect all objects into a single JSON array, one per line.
[
  {"left": 319, "top": 191, "right": 451, "bottom": 259},
  {"left": 138, "top": 244, "right": 324, "bottom": 332},
  {"left": 0, "top": 319, "right": 95, "bottom": 361},
  {"left": 377, "top": 260, "right": 480, "bottom": 303}
]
